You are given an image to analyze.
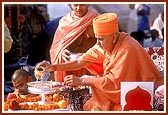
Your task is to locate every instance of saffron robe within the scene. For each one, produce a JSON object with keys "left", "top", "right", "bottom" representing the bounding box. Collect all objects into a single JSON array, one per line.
[
  {"left": 50, "top": 9, "right": 98, "bottom": 82},
  {"left": 79, "top": 32, "right": 163, "bottom": 111}
]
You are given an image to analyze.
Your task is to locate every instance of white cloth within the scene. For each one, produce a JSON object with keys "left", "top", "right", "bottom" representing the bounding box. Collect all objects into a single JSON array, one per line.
[
  {"left": 155, "top": 85, "right": 164, "bottom": 97},
  {"left": 150, "top": 15, "right": 164, "bottom": 39}
]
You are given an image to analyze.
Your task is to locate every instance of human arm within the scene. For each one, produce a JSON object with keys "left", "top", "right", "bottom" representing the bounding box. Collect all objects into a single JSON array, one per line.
[
  {"left": 54, "top": 59, "right": 91, "bottom": 71},
  {"left": 64, "top": 74, "right": 99, "bottom": 87},
  {"left": 35, "top": 59, "right": 91, "bottom": 73}
]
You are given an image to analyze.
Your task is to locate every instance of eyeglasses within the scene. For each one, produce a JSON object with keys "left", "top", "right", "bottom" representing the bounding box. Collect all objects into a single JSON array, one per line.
[{"left": 14, "top": 83, "right": 24, "bottom": 89}]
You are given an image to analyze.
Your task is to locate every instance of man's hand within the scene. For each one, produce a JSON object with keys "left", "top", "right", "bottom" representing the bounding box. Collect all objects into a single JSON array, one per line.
[
  {"left": 35, "top": 60, "right": 50, "bottom": 68},
  {"left": 64, "top": 75, "right": 82, "bottom": 87},
  {"left": 62, "top": 49, "right": 70, "bottom": 62},
  {"left": 34, "top": 61, "right": 56, "bottom": 78}
]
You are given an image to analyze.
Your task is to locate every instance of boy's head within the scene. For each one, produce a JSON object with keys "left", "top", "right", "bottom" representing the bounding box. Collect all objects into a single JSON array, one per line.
[{"left": 12, "top": 69, "right": 32, "bottom": 95}]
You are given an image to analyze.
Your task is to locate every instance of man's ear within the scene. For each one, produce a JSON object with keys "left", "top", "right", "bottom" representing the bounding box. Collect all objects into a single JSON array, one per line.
[{"left": 28, "top": 76, "right": 33, "bottom": 82}]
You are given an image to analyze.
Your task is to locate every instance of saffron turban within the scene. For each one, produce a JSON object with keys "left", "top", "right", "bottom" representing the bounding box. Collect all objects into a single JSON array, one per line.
[{"left": 93, "top": 13, "right": 118, "bottom": 36}]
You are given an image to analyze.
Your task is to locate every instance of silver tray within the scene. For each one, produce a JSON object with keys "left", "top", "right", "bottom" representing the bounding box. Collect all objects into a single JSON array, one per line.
[{"left": 27, "top": 81, "right": 62, "bottom": 94}]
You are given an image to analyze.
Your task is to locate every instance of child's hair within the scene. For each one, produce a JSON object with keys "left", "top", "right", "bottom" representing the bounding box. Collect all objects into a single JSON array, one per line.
[{"left": 11, "top": 69, "right": 31, "bottom": 82}]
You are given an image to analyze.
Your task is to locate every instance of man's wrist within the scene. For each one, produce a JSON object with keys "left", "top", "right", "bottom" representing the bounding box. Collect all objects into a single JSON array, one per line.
[
  {"left": 53, "top": 65, "right": 57, "bottom": 71},
  {"left": 80, "top": 75, "right": 95, "bottom": 86}
]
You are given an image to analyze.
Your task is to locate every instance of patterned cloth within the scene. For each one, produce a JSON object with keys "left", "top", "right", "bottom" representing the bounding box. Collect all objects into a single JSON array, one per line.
[{"left": 144, "top": 47, "right": 164, "bottom": 77}]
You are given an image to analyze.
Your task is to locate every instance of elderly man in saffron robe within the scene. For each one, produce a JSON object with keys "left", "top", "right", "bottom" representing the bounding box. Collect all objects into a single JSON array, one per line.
[
  {"left": 49, "top": 4, "right": 98, "bottom": 82},
  {"left": 36, "top": 13, "right": 163, "bottom": 111}
]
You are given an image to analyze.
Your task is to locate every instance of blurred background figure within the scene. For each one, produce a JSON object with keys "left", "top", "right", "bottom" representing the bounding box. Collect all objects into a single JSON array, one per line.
[
  {"left": 4, "top": 21, "right": 13, "bottom": 53},
  {"left": 135, "top": 4, "right": 151, "bottom": 32},
  {"left": 44, "top": 16, "right": 63, "bottom": 39},
  {"left": 25, "top": 5, "right": 50, "bottom": 66},
  {"left": 130, "top": 30, "right": 145, "bottom": 47},
  {"left": 150, "top": 12, "right": 164, "bottom": 39},
  {"left": 143, "top": 29, "right": 163, "bottom": 48},
  {"left": 144, "top": 30, "right": 151, "bottom": 39}
]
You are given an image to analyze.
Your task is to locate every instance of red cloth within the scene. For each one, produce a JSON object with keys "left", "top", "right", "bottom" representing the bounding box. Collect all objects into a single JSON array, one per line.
[{"left": 124, "top": 86, "right": 152, "bottom": 111}]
